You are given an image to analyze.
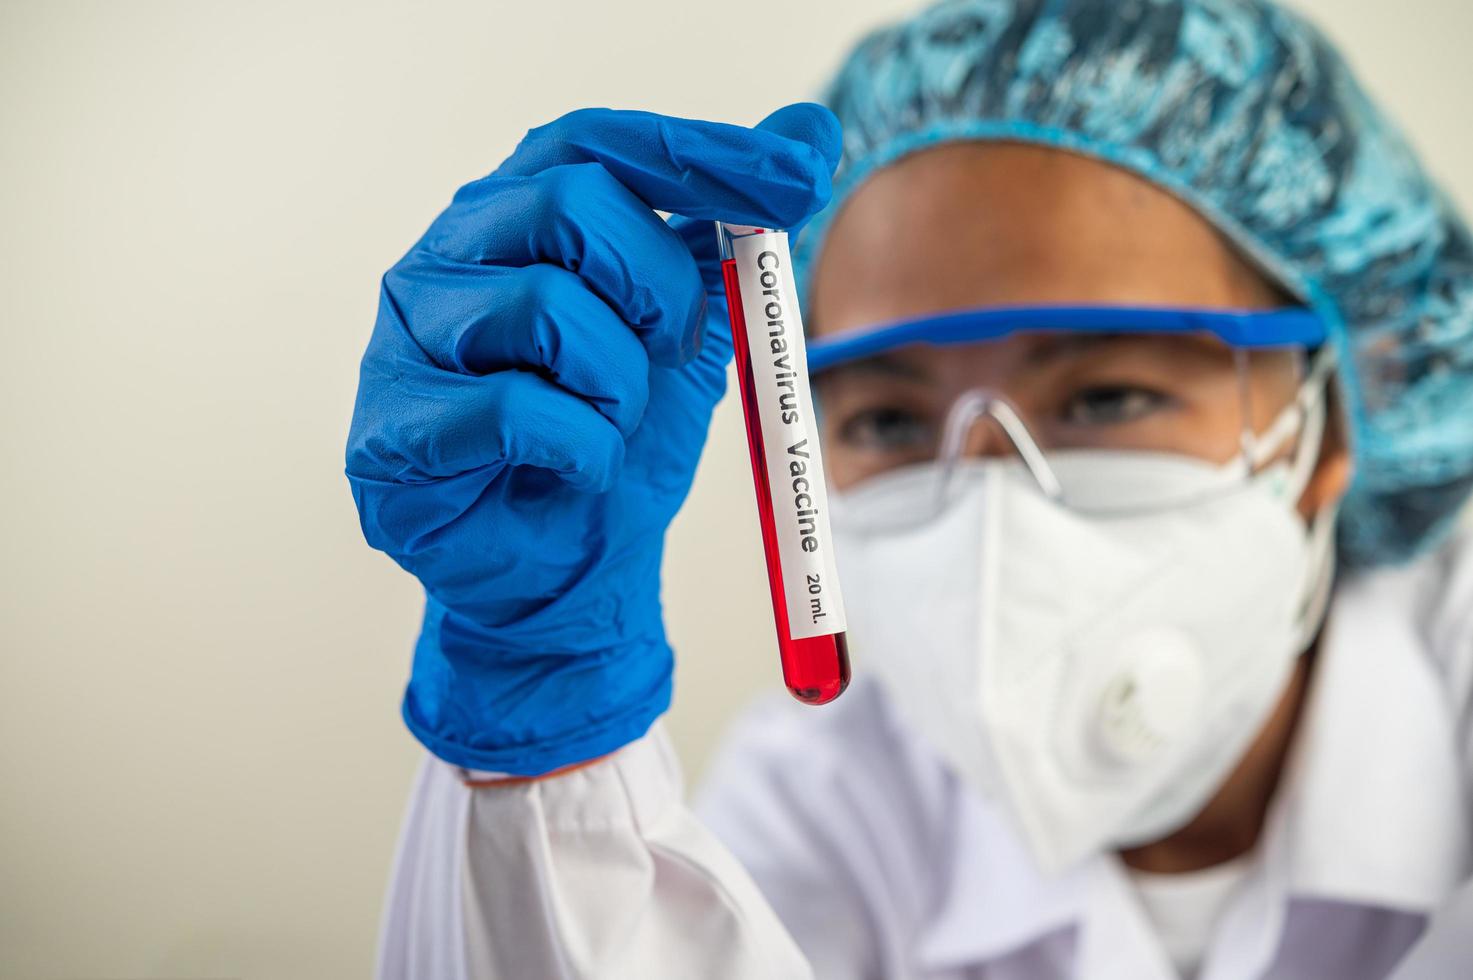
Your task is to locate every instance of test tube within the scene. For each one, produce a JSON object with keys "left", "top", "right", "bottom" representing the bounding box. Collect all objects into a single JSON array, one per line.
[{"left": 717, "top": 222, "right": 850, "bottom": 705}]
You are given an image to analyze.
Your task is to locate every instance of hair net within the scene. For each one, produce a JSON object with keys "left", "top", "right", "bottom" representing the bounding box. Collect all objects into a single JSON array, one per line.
[{"left": 796, "top": 0, "right": 1473, "bottom": 568}]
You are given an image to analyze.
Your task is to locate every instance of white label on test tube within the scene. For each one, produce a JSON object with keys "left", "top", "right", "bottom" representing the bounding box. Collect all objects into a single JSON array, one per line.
[{"left": 730, "top": 230, "right": 848, "bottom": 640}]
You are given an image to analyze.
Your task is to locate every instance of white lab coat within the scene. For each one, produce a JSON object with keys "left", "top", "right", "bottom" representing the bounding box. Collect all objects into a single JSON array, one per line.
[{"left": 376, "top": 531, "right": 1473, "bottom": 980}]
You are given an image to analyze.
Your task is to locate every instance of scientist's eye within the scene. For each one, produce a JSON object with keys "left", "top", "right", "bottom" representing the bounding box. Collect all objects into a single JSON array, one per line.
[
  {"left": 1061, "top": 385, "right": 1172, "bottom": 426},
  {"left": 837, "top": 406, "right": 937, "bottom": 452}
]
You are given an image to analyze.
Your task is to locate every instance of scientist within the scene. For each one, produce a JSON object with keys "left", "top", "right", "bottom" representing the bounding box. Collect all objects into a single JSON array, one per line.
[{"left": 346, "top": 0, "right": 1473, "bottom": 977}]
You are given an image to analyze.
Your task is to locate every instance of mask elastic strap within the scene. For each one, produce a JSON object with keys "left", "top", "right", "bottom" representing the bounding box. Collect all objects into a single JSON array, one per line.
[
  {"left": 1252, "top": 346, "right": 1339, "bottom": 649},
  {"left": 1242, "top": 346, "right": 1337, "bottom": 504},
  {"left": 1295, "top": 497, "right": 1340, "bottom": 651},
  {"left": 1231, "top": 347, "right": 1339, "bottom": 650}
]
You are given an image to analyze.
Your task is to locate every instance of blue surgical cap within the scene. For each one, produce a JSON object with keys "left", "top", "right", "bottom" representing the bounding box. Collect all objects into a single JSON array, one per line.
[{"left": 797, "top": 0, "right": 1473, "bottom": 568}]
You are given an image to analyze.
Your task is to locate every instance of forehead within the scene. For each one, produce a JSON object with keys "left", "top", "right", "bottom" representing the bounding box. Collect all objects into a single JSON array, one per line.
[{"left": 807, "top": 143, "right": 1286, "bottom": 338}]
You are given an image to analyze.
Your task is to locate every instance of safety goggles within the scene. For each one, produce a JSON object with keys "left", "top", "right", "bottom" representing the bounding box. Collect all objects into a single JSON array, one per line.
[{"left": 809, "top": 304, "right": 1334, "bottom": 521}]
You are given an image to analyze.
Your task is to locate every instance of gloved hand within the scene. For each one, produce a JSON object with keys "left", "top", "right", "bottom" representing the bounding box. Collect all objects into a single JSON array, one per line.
[{"left": 346, "top": 105, "right": 842, "bottom": 774}]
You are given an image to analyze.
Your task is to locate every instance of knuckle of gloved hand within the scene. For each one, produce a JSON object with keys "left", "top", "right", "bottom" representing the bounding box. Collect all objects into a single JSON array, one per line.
[
  {"left": 354, "top": 374, "right": 470, "bottom": 484},
  {"left": 528, "top": 106, "right": 606, "bottom": 151},
  {"left": 379, "top": 261, "right": 466, "bottom": 371},
  {"left": 447, "top": 171, "right": 507, "bottom": 207},
  {"left": 537, "top": 160, "right": 621, "bottom": 224},
  {"left": 381, "top": 258, "right": 420, "bottom": 307},
  {"left": 608, "top": 223, "right": 702, "bottom": 365},
  {"left": 766, "top": 145, "right": 833, "bottom": 226},
  {"left": 343, "top": 434, "right": 379, "bottom": 482},
  {"left": 597, "top": 355, "right": 651, "bottom": 438},
  {"left": 638, "top": 266, "right": 705, "bottom": 368},
  {"left": 382, "top": 248, "right": 456, "bottom": 316},
  {"left": 674, "top": 262, "right": 709, "bottom": 360},
  {"left": 345, "top": 420, "right": 417, "bottom": 486},
  {"left": 521, "top": 269, "right": 652, "bottom": 436},
  {"left": 519, "top": 264, "right": 578, "bottom": 366},
  {"left": 349, "top": 482, "right": 413, "bottom": 556},
  {"left": 581, "top": 425, "right": 627, "bottom": 493},
  {"left": 504, "top": 385, "right": 625, "bottom": 493},
  {"left": 798, "top": 142, "right": 836, "bottom": 212},
  {"left": 536, "top": 165, "right": 696, "bottom": 365}
]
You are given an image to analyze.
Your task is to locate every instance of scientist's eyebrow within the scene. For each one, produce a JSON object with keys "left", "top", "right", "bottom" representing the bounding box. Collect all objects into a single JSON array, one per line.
[
  {"left": 812, "top": 352, "right": 935, "bottom": 385},
  {"left": 1018, "top": 333, "right": 1115, "bottom": 367},
  {"left": 1020, "top": 331, "right": 1229, "bottom": 368}
]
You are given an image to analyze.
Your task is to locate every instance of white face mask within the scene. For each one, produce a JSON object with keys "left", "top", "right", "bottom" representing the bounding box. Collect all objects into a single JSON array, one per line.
[{"left": 830, "top": 373, "right": 1337, "bottom": 874}]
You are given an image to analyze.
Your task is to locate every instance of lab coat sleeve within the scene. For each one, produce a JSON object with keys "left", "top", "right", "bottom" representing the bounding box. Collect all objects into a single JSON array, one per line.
[
  {"left": 1387, "top": 875, "right": 1473, "bottom": 979},
  {"left": 1386, "top": 529, "right": 1473, "bottom": 978},
  {"left": 376, "top": 723, "right": 814, "bottom": 980},
  {"left": 1424, "top": 530, "right": 1473, "bottom": 782},
  {"left": 696, "top": 695, "right": 895, "bottom": 980}
]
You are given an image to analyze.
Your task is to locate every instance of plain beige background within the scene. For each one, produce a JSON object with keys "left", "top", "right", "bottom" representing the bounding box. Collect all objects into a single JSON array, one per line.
[{"left": 1, "top": 1, "right": 1470, "bottom": 977}]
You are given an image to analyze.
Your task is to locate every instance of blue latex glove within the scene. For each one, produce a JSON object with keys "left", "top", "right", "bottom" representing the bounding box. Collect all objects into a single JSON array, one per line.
[{"left": 346, "top": 105, "right": 842, "bottom": 775}]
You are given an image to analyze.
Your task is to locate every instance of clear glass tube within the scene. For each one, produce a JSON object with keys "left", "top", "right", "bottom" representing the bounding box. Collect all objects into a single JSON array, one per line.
[{"left": 717, "top": 222, "right": 850, "bottom": 705}]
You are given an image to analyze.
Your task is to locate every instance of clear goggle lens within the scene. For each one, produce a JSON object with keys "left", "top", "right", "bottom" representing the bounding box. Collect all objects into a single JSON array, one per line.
[{"left": 821, "top": 342, "right": 1334, "bottom": 529}]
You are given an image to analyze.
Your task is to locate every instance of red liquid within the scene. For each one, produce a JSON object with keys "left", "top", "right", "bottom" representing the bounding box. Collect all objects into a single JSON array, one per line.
[{"left": 722, "top": 258, "right": 851, "bottom": 705}]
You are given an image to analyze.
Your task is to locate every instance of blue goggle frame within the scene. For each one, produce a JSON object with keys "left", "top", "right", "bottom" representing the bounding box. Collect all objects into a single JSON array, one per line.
[{"left": 806, "top": 305, "right": 1326, "bottom": 374}]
